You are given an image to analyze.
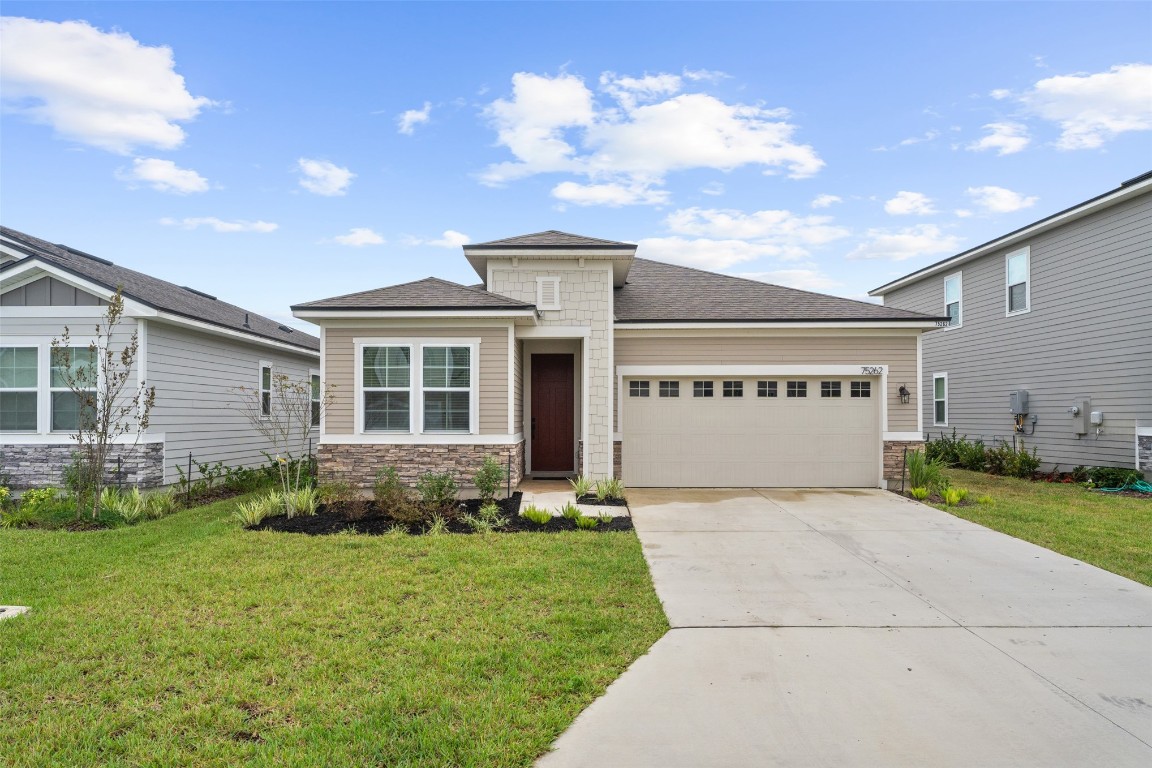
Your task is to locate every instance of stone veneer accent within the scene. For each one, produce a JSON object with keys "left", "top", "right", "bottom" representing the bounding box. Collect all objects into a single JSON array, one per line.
[
  {"left": 883, "top": 440, "right": 924, "bottom": 487},
  {"left": 1, "top": 442, "right": 165, "bottom": 490},
  {"left": 576, "top": 440, "right": 622, "bottom": 479},
  {"left": 318, "top": 441, "right": 525, "bottom": 491},
  {"left": 1139, "top": 435, "right": 1152, "bottom": 477}
]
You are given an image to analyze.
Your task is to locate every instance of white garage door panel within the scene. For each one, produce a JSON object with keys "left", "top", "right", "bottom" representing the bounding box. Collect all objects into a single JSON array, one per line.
[{"left": 622, "top": 378, "right": 879, "bottom": 487}]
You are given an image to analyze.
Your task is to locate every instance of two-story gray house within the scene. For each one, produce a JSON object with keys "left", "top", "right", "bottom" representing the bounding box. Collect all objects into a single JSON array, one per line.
[{"left": 871, "top": 172, "right": 1152, "bottom": 476}]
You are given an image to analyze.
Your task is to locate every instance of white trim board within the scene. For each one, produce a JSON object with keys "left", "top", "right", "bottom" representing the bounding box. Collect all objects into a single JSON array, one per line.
[
  {"left": 615, "top": 321, "right": 942, "bottom": 331},
  {"left": 617, "top": 364, "right": 889, "bottom": 377},
  {"left": 0, "top": 433, "right": 165, "bottom": 445}
]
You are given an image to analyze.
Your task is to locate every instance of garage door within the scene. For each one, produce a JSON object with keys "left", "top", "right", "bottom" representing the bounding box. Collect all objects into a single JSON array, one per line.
[{"left": 622, "top": 376, "right": 880, "bottom": 487}]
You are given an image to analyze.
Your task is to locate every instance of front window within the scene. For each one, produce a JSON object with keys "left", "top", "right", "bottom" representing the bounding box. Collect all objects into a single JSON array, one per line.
[
  {"left": 0, "top": 346, "right": 38, "bottom": 431},
  {"left": 363, "top": 346, "right": 411, "bottom": 432},
  {"left": 422, "top": 346, "right": 470, "bottom": 432},
  {"left": 944, "top": 273, "right": 962, "bottom": 327},
  {"left": 934, "top": 375, "right": 948, "bottom": 426},
  {"left": 310, "top": 373, "right": 321, "bottom": 427},
  {"left": 51, "top": 347, "right": 97, "bottom": 431},
  {"left": 1006, "top": 249, "right": 1029, "bottom": 314}
]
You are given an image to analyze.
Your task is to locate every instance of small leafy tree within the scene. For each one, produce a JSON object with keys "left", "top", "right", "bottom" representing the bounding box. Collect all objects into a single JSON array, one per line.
[
  {"left": 234, "top": 372, "right": 332, "bottom": 504},
  {"left": 51, "top": 288, "right": 157, "bottom": 520}
]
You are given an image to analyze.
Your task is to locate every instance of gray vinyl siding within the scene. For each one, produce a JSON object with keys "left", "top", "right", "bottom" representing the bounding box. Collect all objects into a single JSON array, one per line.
[
  {"left": 1, "top": 276, "right": 105, "bottom": 306},
  {"left": 883, "top": 191, "right": 1152, "bottom": 470},
  {"left": 146, "top": 321, "right": 319, "bottom": 483}
]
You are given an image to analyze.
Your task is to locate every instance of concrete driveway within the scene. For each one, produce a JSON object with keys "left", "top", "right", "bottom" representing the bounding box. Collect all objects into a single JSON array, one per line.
[{"left": 538, "top": 488, "right": 1152, "bottom": 767}]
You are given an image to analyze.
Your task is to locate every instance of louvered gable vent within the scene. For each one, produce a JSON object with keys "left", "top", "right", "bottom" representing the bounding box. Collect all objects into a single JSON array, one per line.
[{"left": 536, "top": 276, "right": 561, "bottom": 310}]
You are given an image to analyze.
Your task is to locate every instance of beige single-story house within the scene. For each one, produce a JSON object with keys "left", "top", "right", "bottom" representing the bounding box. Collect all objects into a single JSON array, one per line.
[{"left": 292, "top": 231, "right": 944, "bottom": 489}]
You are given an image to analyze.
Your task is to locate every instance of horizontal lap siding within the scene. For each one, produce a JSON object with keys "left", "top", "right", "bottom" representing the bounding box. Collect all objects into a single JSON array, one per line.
[
  {"left": 323, "top": 325, "right": 510, "bottom": 435},
  {"left": 883, "top": 192, "right": 1152, "bottom": 469},
  {"left": 613, "top": 334, "right": 919, "bottom": 432}
]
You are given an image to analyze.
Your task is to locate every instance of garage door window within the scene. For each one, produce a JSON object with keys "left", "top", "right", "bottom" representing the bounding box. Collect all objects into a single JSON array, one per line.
[
  {"left": 693, "top": 381, "right": 714, "bottom": 398},
  {"left": 757, "top": 381, "right": 777, "bottom": 398},
  {"left": 850, "top": 381, "right": 871, "bottom": 398},
  {"left": 629, "top": 380, "right": 650, "bottom": 398},
  {"left": 722, "top": 381, "right": 743, "bottom": 398},
  {"left": 820, "top": 381, "right": 842, "bottom": 398},
  {"left": 659, "top": 380, "right": 679, "bottom": 398},
  {"left": 787, "top": 381, "right": 807, "bottom": 398}
]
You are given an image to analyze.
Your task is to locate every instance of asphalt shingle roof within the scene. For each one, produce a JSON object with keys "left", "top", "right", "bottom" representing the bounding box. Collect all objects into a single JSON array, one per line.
[
  {"left": 0, "top": 226, "right": 319, "bottom": 352},
  {"left": 292, "top": 277, "right": 535, "bottom": 311},
  {"left": 467, "top": 230, "right": 635, "bottom": 249},
  {"left": 615, "top": 258, "right": 939, "bottom": 323}
]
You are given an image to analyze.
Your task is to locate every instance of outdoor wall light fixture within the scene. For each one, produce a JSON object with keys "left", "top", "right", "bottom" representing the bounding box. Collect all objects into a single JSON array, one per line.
[{"left": 898, "top": 384, "right": 911, "bottom": 404}]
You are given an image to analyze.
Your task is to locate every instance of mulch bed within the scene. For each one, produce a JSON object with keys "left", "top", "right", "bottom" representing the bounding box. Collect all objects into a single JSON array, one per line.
[
  {"left": 252, "top": 492, "right": 635, "bottom": 536},
  {"left": 897, "top": 491, "right": 975, "bottom": 507},
  {"left": 575, "top": 494, "right": 628, "bottom": 507}
]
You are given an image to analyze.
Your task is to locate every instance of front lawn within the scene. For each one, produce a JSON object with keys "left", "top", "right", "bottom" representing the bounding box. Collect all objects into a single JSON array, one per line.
[
  {"left": 0, "top": 496, "right": 668, "bottom": 767},
  {"left": 936, "top": 469, "right": 1152, "bottom": 586}
]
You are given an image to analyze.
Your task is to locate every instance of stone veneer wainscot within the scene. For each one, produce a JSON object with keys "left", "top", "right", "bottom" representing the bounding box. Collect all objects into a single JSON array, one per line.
[{"left": 318, "top": 442, "right": 525, "bottom": 491}]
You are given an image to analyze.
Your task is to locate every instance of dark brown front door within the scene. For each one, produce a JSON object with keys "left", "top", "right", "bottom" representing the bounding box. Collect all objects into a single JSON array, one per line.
[{"left": 531, "top": 354, "right": 575, "bottom": 473}]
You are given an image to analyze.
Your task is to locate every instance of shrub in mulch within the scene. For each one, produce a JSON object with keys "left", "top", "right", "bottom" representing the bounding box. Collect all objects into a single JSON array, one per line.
[{"left": 251, "top": 492, "right": 634, "bottom": 536}]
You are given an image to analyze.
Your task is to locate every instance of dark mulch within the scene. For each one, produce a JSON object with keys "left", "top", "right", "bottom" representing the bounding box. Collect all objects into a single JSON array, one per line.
[
  {"left": 575, "top": 494, "right": 628, "bottom": 507},
  {"left": 1093, "top": 490, "right": 1152, "bottom": 499},
  {"left": 897, "top": 491, "right": 975, "bottom": 507},
  {"left": 251, "top": 492, "right": 634, "bottom": 536}
]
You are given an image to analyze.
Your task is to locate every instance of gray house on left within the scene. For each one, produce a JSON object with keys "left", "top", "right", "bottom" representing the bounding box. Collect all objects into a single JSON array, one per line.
[{"left": 0, "top": 226, "right": 320, "bottom": 489}]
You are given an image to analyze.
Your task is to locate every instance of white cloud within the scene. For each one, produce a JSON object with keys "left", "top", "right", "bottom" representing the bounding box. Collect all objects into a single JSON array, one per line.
[
  {"left": 116, "top": 157, "right": 208, "bottom": 194},
  {"left": 479, "top": 70, "right": 823, "bottom": 204},
  {"left": 966, "top": 185, "right": 1038, "bottom": 213},
  {"left": 873, "top": 130, "right": 940, "bottom": 151},
  {"left": 404, "top": 230, "right": 472, "bottom": 248},
  {"left": 297, "top": 158, "right": 355, "bottom": 196},
  {"left": 552, "top": 180, "right": 669, "bottom": 206},
  {"left": 846, "top": 225, "right": 962, "bottom": 261},
  {"left": 636, "top": 237, "right": 787, "bottom": 270},
  {"left": 701, "top": 181, "right": 725, "bottom": 196},
  {"left": 333, "top": 227, "right": 385, "bottom": 246},
  {"left": 884, "top": 191, "right": 937, "bottom": 216},
  {"left": 397, "top": 102, "right": 432, "bottom": 135},
  {"left": 989, "top": 88, "right": 1012, "bottom": 100},
  {"left": 1021, "top": 63, "right": 1152, "bottom": 149},
  {"left": 0, "top": 17, "right": 213, "bottom": 154},
  {"left": 810, "top": 194, "right": 842, "bottom": 209},
  {"left": 738, "top": 268, "right": 843, "bottom": 292},
  {"left": 682, "top": 68, "right": 730, "bottom": 83},
  {"left": 954, "top": 209, "right": 973, "bottom": 218},
  {"left": 160, "top": 217, "right": 277, "bottom": 233},
  {"left": 967, "top": 122, "right": 1031, "bottom": 155},
  {"left": 665, "top": 207, "right": 849, "bottom": 248}
]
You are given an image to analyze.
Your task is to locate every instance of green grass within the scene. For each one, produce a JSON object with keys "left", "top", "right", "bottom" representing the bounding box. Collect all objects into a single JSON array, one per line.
[
  {"left": 936, "top": 469, "right": 1152, "bottom": 586},
  {"left": 0, "top": 496, "right": 668, "bottom": 767}
]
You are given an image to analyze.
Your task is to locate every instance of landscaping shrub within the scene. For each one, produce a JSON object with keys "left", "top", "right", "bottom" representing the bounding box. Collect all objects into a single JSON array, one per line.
[
  {"left": 985, "top": 440, "right": 1041, "bottom": 478},
  {"left": 472, "top": 456, "right": 505, "bottom": 503},
  {"left": 318, "top": 481, "right": 367, "bottom": 518},
  {"left": 416, "top": 472, "right": 458, "bottom": 512},
  {"left": 102, "top": 487, "right": 146, "bottom": 524},
  {"left": 559, "top": 502, "right": 582, "bottom": 520},
  {"left": 374, "top": 467, "right": 424, "bottom": 524},
  {"left": 520, "top": 504, "right": 551, "bottom": 525},
  {"left": 569, "top": 475, "right": 594, "bottom": 497},
  {"left": 906, "top": 450, "right": 945, "bottom": 491},
  {"left": 910, "top": 487, "right": 930, "bottom": 501},
  {"left": 462, "top": 502, "right": 508, "bottom": 533},
  {"left": 574, "top": 514, "right": 600, "bottom": 530},
  {"left": 0, "top": 504, "right": 37, "bottom": 529},
  {"left": 20, "top": 487, "right": 61, "bottom": 515},
  {"left": 942, "top": 487, "right": 963, "bottom": 506},
  {"left": 977, "top": 495, "right": 994, "bottom": 505},
  {"left": 926, "top": 430, "right": 987, "bottom": 471},
  {"left": 1087, "top": 466, "right": 1143, "bottom": 489},
  {"left": 595, "top": 477, "right": 626, "bottom": 502},
  {"left": 233, "top": 494, "right": 279, "bottom": 527},
  {"left": 285, "top": 486, "right": 319, "bottom": 518}
]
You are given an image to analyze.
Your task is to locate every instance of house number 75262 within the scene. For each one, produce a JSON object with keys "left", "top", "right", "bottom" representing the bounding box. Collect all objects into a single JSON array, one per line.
[{"left": 860, "top": 366, "right": 884, "bottom": 375}]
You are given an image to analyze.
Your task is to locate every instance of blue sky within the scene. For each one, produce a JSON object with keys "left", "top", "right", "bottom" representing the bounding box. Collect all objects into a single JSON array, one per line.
[{"left": 2, "top": 2, "right": 1150, "bottom": 330}]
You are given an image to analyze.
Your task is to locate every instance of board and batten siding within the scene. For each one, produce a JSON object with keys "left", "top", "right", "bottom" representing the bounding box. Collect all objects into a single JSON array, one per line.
[
  {"left": 613, "top": 333, "right": 920, "bottom": 433},
  {"left": 323, "top": 325, "right": 511, "bottom": 435},
  {"left": 146, "top": 321, "right": 318, "bottom": 482},
  {"left": 1, "top": 276, "right": 106, "bottom": 307},
  {"left": 882, "top": 190, "right": 1152, "bottom": 469}
]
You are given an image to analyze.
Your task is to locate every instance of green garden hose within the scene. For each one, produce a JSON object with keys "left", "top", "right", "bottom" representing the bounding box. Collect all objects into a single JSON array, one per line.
[{"left": 1096, "top": 479, "right": 1152, "bottom": 493}]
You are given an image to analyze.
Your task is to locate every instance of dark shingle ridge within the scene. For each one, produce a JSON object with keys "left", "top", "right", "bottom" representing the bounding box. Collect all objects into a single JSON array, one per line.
[
  {"left": 291, "top": 276, "right": 536, "bottom": 311},
  {"left": 615, "top": 258, "right": 941, "bottom": 323},
  {"left": 0, "top": 226, "right": 319, "bottom": 352},
  {"left": 468, "top": 230, "right": 635, "bottom": 249}
]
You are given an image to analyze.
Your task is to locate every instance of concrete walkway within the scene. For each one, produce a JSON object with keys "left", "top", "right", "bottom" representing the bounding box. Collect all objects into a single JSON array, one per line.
[{"left": 538, "top": 488, "right": 1152, "bottom": 767}]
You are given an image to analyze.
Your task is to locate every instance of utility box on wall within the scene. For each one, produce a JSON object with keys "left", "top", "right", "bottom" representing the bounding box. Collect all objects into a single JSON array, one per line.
[{"left": 1009, "top": 390, "right": 1029, "bottom": 415}]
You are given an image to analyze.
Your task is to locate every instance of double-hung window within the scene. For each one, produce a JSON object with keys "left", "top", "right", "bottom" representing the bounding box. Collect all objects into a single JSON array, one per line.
[
  {"left": 0, "top": 347, "right": 38, "bottom": 431},
  {"left": 51, "top": 347, "right": 97, "bottom": 431},
  {"left": 1006, "top": 248, "right": 1029, "bottom": 315},
  {"left": 944, "top": 273, "right": 962, "bottom": 327},
  {"left": 360, "top": 342, "right": 476, "bottom": 434},
  {"left": 310, "top": 372, "right": 321, "bottom": 427},
  {"left": 422, "top": 346, "right": 471, "bottom": 432},
  {"left": 363, "top": 346, "right": 412, "bottom": 431},
  {"left": 933, "top": 374, "right": 948, "bottom": 426}
]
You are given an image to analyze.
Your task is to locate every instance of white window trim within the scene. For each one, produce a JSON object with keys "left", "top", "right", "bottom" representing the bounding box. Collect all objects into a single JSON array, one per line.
[
  {"left": 0, "top": 343, "right": 40, "bottom": 433},
  {"left": 0, "top": 337, "right": 100, "bottom": 436},
  {"left": 536, "top": 276, "right": 561, "bottom": 311},
  {"left": 354, "top": 338, "right": 480, "bottom": 437},
  {"left": 933, "top": 372, "right": 948, "bottom": 427},
  {"left": 1005, "top": 247, "right": 1031, "bottom": 317},
  {"left": 943, "top": 271, "right": 962, "bottom": 329},
  {"left": 309, "top": 368, "right": 321, "bottom": 430},
  {"left": 259, "top": 361, "right": 273, "bottom": 419}
]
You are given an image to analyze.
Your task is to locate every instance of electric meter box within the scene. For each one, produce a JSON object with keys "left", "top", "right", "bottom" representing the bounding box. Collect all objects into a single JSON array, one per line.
[{"left": 1009, "top": 390, "right": 1029, "bottom": 415}]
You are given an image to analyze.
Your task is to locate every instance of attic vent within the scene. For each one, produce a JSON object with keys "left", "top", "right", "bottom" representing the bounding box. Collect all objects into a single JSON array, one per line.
[
  {"left": 277, "top": 324, "right": 295, "bottom": 333},
  {"left": 536, "top": 276, "right": 561, "bottom": 311},
  {"left": 181, "top": 286, "right": 217, "bottom": 300},
  {"left": 57, "top": 244, "right": 113, "bottom": 266}
]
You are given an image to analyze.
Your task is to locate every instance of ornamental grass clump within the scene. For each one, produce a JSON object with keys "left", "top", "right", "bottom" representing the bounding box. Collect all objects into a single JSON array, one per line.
[
  {"left": 906, "top": 449, "right": 946, "bottom": 492},
  {"left": 559, "top": 502, "right": 582, "bottom": 520},
  {"left": 285, "top": 486, "right": 319, "bottom": 518},
  {"left": 942, "top": 487, "right": 963, "bottom": 506},
  {"left": 569, "top": 475, "right": 594, "bottom": 498},
  {"left": 233, "top": 494, "right": 279, "bottom": 527},
  {"left": 595, "top": 478, "right": 626, "bottom": 502},
  {"left": 573, "top": 514, "right": 600, "bottom": 530},
  {"left": 520, "top": 505, "right": 551, "bottom": 526},
  {"left": 910, "top": 487, "right": 930, "bottom": 501}
]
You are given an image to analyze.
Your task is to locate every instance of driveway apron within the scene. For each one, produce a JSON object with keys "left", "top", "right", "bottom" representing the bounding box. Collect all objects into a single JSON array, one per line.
[{"left": 537, "top": 488, "right": 1152, "bottom": 767}]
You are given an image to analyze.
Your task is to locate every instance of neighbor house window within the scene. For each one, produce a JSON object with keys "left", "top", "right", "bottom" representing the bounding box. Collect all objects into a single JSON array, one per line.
[
  {"left": 422, "top": 346, "right": 470, "bottom": 432},
  {"left": 51, "top": 347, "right": 96, "bottom": 432},
  {"left": 659, "top": 380, "right": 679, "bottom": 398},
  {"left": 933, "top": 374, "right": 948, "bottom": 426},
  {"left": 944, "top": 273, "right": 962, "bottom": 327},
  {"left": 821, "top": 381, "right": 842, "bottom": 398},
  {"left": 310, "top": 373, "right": 321, "bottom": 427},
  {"left": 787, "top": 381, "right": 807, "bottom": 398},
  {"left": 693, "top": 381, "right": 713, "bottom": 398},
  {"left": 0, "top": 346, "right": 38, "bottom": 431},
  {"left": 1006, "top": 248, "right": 1029, "bottom": 314},
  {"left": 757, "top": 381, "right": 778, "bottom": 398},
  {"left": 363, "top": 346, "right": 411, "bottom": 432},
  {"left": 850, "top": 381, "right": 871, "bottom": 398},
  {"left": 260, "top": 363, "right": 272, "bottom": 416},
  {"left": 629, "top": 380, "right": 650, "bottom": 398},
  {"left": 723, "top": 381, "right": 743, "bottom": 398}
]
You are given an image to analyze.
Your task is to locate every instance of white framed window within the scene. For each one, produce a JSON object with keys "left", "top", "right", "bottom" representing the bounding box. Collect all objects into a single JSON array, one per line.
[
  {"left": 1005, "top": 247, "right": 1030, "bottom": 315},
  {"left": 850, "top": 381, "right": 871, "bottom": 398},
  {"left": 310, "top": 370, "right": 321, "bottom": 428},
  {"left": 757, "top": 381, "right": 778, "bottom": 398},
  {"left": 787, "top": 381, "right": 807, "bottom": 398},
  {"left": 50, "top": 346, "right": 97, "bottom": 432},
  {"left": 658, "top": 380, "right": 679, "bottom": 398},
  {"left": 693, "top": 380, "right": 713, "bottom": 398},
  {"left": 536, "top": 277, "right": 561, "bottom": 311},
  {"left": 933, "top": 373, "right": 948, "bottom": 426},
  {"left": 722, "top": 380, "right": 743, "bottom": 398},
  {"left": 629, "top": 380, "right": 650, "bottom": 398},
  {"left": 0, "top": 346, "right": 38, "bottom": 431},
  {"left": 259, "top": 362, "right": 273, "bottom": 417},
  {"left": 362, "top": 346, "right": 412, "bottom": 432},
  {"left": 421, "top": 345, "right": 471, "bottom": 432},
  {"left": 357, "top": 339, "right": 479, "bottom": 436},
  {"left": 944, "top": 272, "right": 962, "bottom": 328},
  {"left": 820, "top": 381, "right": 842, "bottom": 398}
]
